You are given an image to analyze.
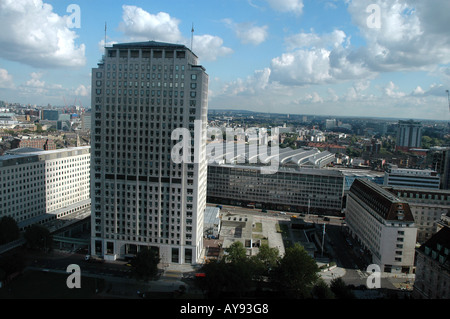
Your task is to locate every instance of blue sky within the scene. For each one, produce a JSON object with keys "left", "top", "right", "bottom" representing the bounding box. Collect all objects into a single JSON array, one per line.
[{"left": 0, "top": 0, "right": 450, "bottom": 120}]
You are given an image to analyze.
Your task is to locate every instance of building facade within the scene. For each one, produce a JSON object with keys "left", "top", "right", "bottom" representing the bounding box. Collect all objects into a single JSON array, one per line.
[
  {"left": 0, "top": 146, "right": 91, "bottom": 229},
  {"left": 395, "top": 120, "right": 422, "bottom": 152},
  {"left": 385, "top": 187, "right": 450, "bottom": 243},
  {"left": 413, "top": 227, "right": 450, "bottom": 299},
  {"left": 346, "top": 179, "right": 417, "bottom": 274},
  {"left": 207, "top": 164, "right": 345, "bottom": 214},
  {"left": 10, "top": 138, "right": 56, "bottom": 150},
  {"left": 384, "top": 165, "right": 440, "bottom": 189},
  {"left": 90, "top": 41, "right": 208, "bottom": 264}
]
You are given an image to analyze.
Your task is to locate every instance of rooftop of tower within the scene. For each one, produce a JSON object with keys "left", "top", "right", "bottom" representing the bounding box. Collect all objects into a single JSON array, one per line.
[
  {"left": 112, "top": 40, "right": 187, "bottom": 49},
  {"left": 109, "top": 40, "right": 198, "bottom": 58}
]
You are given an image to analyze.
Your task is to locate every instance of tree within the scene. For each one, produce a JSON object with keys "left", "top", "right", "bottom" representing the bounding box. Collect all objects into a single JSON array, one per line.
[
  {"left": 195, "top": 259, "right": 229, "bottom": 298},
  {"left": 0, "top": 216, "right": 20, "bottom": 245},
  {"left": 330, "top": 277, "right": 355, "bottom": 299},
  {"left": 131, "top": 248, "right": 160, "bottom": 281},
  {"left": 312, "top": 279, "right": 335, "bottom": 299},
  {"left": 24, "top": 224, "right": 52, "bottom": 251},
  {"left": 251, "top": 244, "right": 279, "bottom": 278},
  {"left": 196, "top": 257, "right": 255, "bottom": 299},
  {"left": 224, "top": 241, "right": 247, "bottom": 263},
  {"left": 270, "top": 243, "right": 320, "bottom": 298}
]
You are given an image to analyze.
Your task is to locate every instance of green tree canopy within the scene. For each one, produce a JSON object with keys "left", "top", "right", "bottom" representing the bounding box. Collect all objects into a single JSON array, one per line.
[
  {"left": 251, "top": 244, "right": 279, "bottom": 279},
  {"left": 312, "top": 278, "right": 335, "bottom": 299},
  {"left": 330, "top": 277, "right": 355, "bottom": 299},
  {"left": 131, "top": 248, "right": 160, "bottom": 281},
  {"left": 270, "top": 243, "right": 320, "bottom": 298},
  {"left": 0, "top": 216, "right": 20, "bottom": 245},
  {"left": 224, "top": 241, "right": 247, "bottom": 263},
  {"left": 24, "top": 224, "right": 52, "bottom": 251},
  {"left": 196, "top": 258, "right": 255, "bottom": 299}
]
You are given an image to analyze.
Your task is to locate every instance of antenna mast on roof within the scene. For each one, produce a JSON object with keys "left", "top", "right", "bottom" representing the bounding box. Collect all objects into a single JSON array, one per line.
[
  {"left": 191, "top": 23, "right": 194, "bottom": 51},
  {"left": 104, "top": 22, "right": 107, "bottom": 49}
]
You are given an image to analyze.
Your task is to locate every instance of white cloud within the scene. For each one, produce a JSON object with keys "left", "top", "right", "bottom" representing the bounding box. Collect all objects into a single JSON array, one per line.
[
  {"left": 327, "top": 88, "right": 339, "bottom": 102},
  {"left": 285, "top": 30, "right": 347, "bottom": 50},
  {"left": 411, "top": 83, "right": 447, "bottom": 97},
  {"left": 383, "top": 81, "right": 406, "bottom": 98},
  {"left": 118, "top": 5, "right": 232, "bottom": 62},
  {"left": 305, "top": 92, "right": 324, "bottom": 103},
  {"left": 412, "top": 86, "right": 425, "bottom": 95},
  {"left": 0, "top": 68, "right": 15, "bottom": 89},
  {"left": 270, "top": 30, "right": 374, "bottom": 86},
  {"left": 353, "top": 80, "right": 371, "bottom": 93},
  {"left": 224, "top": 19, "right": 269, "bottom": 45},
  {"left": 219, "top": 68, "right": 272, "bottom": 96},
  {"left": 0, "top": 0, "right": 85, "bottom": 68},
  {"left": 26, "top": 72, "right": 45, "bottom": 88},
  {"left": 192, "top": 35, "right": 234, "bottom": 62},
  {"left": 265, "top": 0, "right": 304, "bottom": 15},
  {"left": 119, "top": 5, "right": 183, "bottom": 43},
  {"left": 347, "top": 0, "right": 450, "bottom": 72},
  {"left": 262, "top": 0, "right": 450, "bottom": 90},
  {"left": 98, "top": 39, "right": 118, "bottom": 52},
  {"left": 270, "top": 48, "right": 333, "bottom": 85},
  {"left": 74, "top": 84, "right": 89, "bottom": 97}
]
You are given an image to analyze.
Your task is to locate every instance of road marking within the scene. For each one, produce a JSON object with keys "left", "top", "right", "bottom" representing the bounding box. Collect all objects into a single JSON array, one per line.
[{"left": 357, "top": 269, "right": 368, "bottom": 278}]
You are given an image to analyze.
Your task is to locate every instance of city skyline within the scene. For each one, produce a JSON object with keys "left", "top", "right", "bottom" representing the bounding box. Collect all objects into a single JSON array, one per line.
[{"left": 1, "top": 0, "right": 450, "bottom": 120}]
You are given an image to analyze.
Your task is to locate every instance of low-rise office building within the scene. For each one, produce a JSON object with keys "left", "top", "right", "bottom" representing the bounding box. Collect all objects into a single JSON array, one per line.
[
  {"left": 346, "top": 179, "right": 417, "bottom": 274},
  {"left": 385, "top": 187, "right": 450, "bottom": 243},
  {"left": 0, "top": 146, "right": 91, "bottom": 229},
  {"left": 207, "top": 163, "right": 345, "bottom": 214},
  {"left": 384, "top": 165, "right": 440, "bottom": 189}
]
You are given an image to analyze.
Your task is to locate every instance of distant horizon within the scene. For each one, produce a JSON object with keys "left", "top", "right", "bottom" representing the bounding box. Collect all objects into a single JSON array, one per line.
[
  {"left": 1, "top": 100, "right": 447, "bottom": 123},
  {"left": 207, "top": 108, "right": 449, "bottom": 123}
]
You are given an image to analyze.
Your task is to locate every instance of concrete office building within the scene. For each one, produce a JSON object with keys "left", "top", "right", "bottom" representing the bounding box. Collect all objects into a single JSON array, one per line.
[
  {"left": 207, "top": 164, "right": 345, "bottom": 214},
  {"left": 386, "top": 187, "right": 450, "bottom": 244},
  {"left": 346, "top": 179, "right": 417, "bottom": 274},
  {"left": 90, "top": 41, "right": 208, "bottom": 264},
  {"left": 395, "top": 120, "right": 422, "bottom": 152},
  {"left": 0, "top": 146, "right": 91, "bottom": 229},
  {"left": 384, "top": 165, "right": 440, "bottom": 189},
  {"left": 42, "top": 109, "right": 60, "bottom": 121},
  {"left": 441, "top": 148, "right": 450, "bottom": 190},
  {"left": 413, "top": 227, "right": 450, "bottom": 299}
]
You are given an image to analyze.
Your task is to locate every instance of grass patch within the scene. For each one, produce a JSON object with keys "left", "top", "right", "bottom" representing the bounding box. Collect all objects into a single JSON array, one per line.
[
  {"left": 252, "top": 234, "right": 269, "bottom": 246},
  {"left": 0, "top": 270, "right": 104, "bottom": 299},
  {"left": 253, "top": 222, "right": 262, "bottom": 233}
]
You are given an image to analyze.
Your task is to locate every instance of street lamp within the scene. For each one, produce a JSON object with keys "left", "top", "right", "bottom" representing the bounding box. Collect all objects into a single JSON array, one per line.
[{"left": 321, "top": 223, "right": 326, "bottom": 257}]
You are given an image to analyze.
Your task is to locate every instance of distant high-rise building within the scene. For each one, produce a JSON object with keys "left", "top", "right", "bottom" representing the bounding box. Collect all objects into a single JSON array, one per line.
[
  {"left": 325, "top": 119, "right": 337, "bottom": 130},
  {"left": 81, "top": 112, "right": 91, "bottom": 132},
  {"left": 90, "top": 41, "right": 209, "bottom": 264},
  {"left": 42, "top": 109, "right": 60, "bottom": 121},
  {"left": 396, "top": 120, "right": 422, "bottom": 152}
]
